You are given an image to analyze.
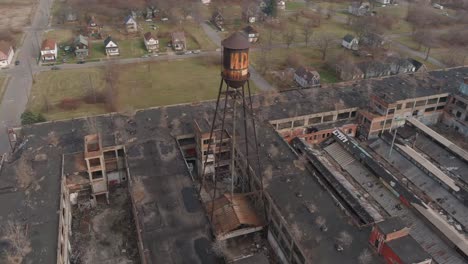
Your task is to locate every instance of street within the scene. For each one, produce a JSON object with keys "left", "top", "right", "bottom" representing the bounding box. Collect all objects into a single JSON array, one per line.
[{"left": 0, "top": 0, "right": 53, "bottom": 154}]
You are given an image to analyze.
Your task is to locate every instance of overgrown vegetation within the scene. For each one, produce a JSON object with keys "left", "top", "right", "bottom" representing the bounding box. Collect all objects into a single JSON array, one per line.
[{"left": 20, "top": 111, "right": 46, "bottom": 125}]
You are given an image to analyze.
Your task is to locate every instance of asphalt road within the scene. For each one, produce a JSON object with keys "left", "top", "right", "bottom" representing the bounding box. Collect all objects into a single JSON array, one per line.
[{"left": 0, "top": 0, "right": 53, "bottom": 154}]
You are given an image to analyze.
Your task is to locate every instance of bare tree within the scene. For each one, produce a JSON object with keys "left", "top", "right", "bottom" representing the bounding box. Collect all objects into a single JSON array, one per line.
[
  {"left": 1, "top": 220, "right": 31, "bottom": 263},
  {"left": 315, "top": 33, "right": 335, "bottom": 61},
  {"left": 103, "top": 61, "right": 120, "bottom": 112},
  {"left": 282, "top": 25, "right": 296, "bottom": 48},
  {"left": 302, "top": 20, "right": 314, "bottom": 47},
  {"left": 413, "top": 29, "right": 437, "bottom": 60}
]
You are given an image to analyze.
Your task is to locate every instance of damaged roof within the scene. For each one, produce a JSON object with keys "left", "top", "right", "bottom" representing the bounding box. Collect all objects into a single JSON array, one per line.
[{"left": 1, "top": 66, "right": 468, "bottom": 263}]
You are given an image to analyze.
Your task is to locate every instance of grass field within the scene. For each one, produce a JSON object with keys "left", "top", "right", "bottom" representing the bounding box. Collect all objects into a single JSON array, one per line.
[
  {"left": 286, "top": 1, "right": 307, "bottom": 11},
  {"left": 28, "top": 57, "right": 258, "bottom": 120},
  {"left": 0, "top": 75, "right": 7, "bottom": 102}
]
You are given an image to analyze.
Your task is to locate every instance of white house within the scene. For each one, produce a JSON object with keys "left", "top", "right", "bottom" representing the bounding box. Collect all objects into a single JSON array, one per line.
[
  {"left": 294, "top": 67, "right": 320, "bottom": 88},
  {"left": 242, "top": 25, "right": 259, "bottom": 43},
  {"left": 375, "top": 0, "right": 391, "bottom": 4},
  {"left": 342, "top": 34, "right": 359, "bottom": 50},
  {"left": 201, "top": 0, "right": 211, "bottom": 4},
  {"left": 143, "top": 32, "right": 159, "bottom": 52},
  {"left": 104, "top": 36, "right": 119, "bottom": 56},
  {"left": 277, "top": 0, "right": 286, "bottom": 10},
  {"left": 41, "top": 39, "right": 58, "bottom": 62},
  {"left": 124, "top": 15, "right": 138, "bottom": 33},
  {"left": 0, "top": 41, "right": 14, "bottom": 68}
]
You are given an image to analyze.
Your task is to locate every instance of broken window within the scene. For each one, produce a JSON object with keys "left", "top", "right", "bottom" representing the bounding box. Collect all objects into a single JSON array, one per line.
[
  {"left": 425, "top": 107, "right": 435, "bottom": 112},
  {"left": 323, "top": 115, "right": 333, "bottom": 122},
  {"left": 293, "top": 119, "right": 305, "bottom": 127},
  {"left": 456, "top": 111, "right": 462, "bottom": 118},
  {"left": 203, "top": 139, "right": 213, "bottom": 145},
  {"left": 436, "top": 105, "right": 445, "bottom": 110},
  {"left": 388, "top": 109, "right": 395, "bottom": 115},
  {"left": 91, "top": 170, "right": 103, "bottom": 180},
  {"left": 439, "top": 96, "right": 448, "bottom": 103},
  {"left": 396, "top": 104, "right": 402, "bottom": 110},
  {"left": 87, "top": 142, "right": 99, "bottom": 152},
  {"left": 308, "top": 116, "right": 321, "bottom": 124},
  {"left": 337, "top": 112, "right": 349, "bottom": 120},
  {"left": 278, "top": 121, "right": 292, "bottom": 130},
  {"left": 89, "top": 158, "right": 101, "bottom": 167},
  {"left": 427, "top": 98, "right": 438, "bottom": 105},
  {"left": 413, "top": 110, "right": 419, "bottom": 116},
  {"left": 350, "top": 111, "right": 357, "bottom": 117},
  {"left": 415, "top": 100, "right": 426, "bottom": 107},
  {"left": 405, "top": 102, "right": 414, "bottom": 109}
]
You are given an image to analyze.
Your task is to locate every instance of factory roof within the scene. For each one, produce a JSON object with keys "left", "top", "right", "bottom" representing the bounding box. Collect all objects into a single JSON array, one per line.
[
  {"left": 255, "top": 67, "right": 468, "bottom": 121},
  {"left": 375, "top": 217, "right": 407, "bottom": 235},
  {"left": 1, "top": 66, "right": 468, "bottom": 263},
  {"left": 386, "top": 235, "right": 432, "bottom": 263}
]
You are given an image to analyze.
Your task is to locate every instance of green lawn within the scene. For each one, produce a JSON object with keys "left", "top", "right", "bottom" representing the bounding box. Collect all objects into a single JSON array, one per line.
[
  {"left": 286, "top": 1, "right": 306, "bottom": 11},
  {"left": 28, "top": 57, "right": 258, "bottom": 120}
]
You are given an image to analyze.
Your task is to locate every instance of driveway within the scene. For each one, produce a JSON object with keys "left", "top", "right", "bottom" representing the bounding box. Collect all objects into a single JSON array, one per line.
[{"left": 0, "top": 0, "right": 53, "bottom": 154}]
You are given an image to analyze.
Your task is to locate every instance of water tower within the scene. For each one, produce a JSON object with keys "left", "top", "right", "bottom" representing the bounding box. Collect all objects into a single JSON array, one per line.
[{"left": 199, "top": 32, "right": 263, "bottom": 221}]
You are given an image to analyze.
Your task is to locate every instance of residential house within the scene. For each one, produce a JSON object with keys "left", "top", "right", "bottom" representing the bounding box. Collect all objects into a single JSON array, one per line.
[
  {"left": 348, "top": 2, "right": 370, "bottom": 16},
  {"left": 386, "top": 57, "right": 416, "bottom": 75},
  {"left": 40, "top": 39, "right": 58, "bottom": 62},
  {"left": 211, "top": 11, "right": 224, "bottom": 31},
  {"left": 201, "top": 0, "right": 211, "bottom": 4},
  {"left": 143, "top": 32, "right": 159, "bottom": 52},
  {"left": 242, "top": 2, "right": 263, "bottom": 23},
  {"left": 73, "top": 35, "right": 89, "bottom": 59},
  {"left": 145, "top": 7, "right": 154, "bottom": 20},
  {"left": 357, "top": 61, "right": 392, "bottom": 79},
  {"left": 0, "top": 41, "right": 14, "bottom": 68},
  {"left": 171, "top": 32, "right": 186, "bottom": 51},
  {"left": 375, "top": 0, "right": 392, "bottom": 4},
  {"left": 87, "top": 16, "right": 101, "bottom": 37},
  {"left": 124, "top": 15, "right": 138, "bottom": 33},
  {"left": 408, "top": 58, "right": 425, "bottom": 72},
  {"left": 277, "top": 0, "right": 286, "bottom": 10},
  {"left": 242, "top": 25, "right": 259, "bottom": 43},
  {"left": 294, "top": 67, "right": 321, "bottom": 88},
  {"left": 104, "top": 36, "right": 119, "bottom": 56},
  {"left": 342, "top": 34, "right": 359, "bottom": 50}
]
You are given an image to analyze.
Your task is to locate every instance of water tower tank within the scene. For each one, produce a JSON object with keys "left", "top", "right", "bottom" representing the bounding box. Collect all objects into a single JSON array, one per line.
[{"left": 221, "top": 32, "right": 250, "bottom": 88}]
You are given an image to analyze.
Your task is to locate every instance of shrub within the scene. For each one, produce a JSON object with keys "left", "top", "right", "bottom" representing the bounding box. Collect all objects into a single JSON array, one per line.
[{"left": 20, "top": 111, "right": 46, "bottom": 125}]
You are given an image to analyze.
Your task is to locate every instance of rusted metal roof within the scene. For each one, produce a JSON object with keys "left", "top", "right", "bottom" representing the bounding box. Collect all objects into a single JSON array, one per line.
[
  {"left": 222, "top": 32, "right": 250, "bottom": 50},
  {"left": 206, "top": 193, "right": 264, "bottom": 237}
]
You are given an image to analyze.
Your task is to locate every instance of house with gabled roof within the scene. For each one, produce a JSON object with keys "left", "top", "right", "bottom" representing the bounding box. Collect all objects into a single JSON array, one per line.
[
  {"left": 342, "top": 34, "right": 359, "bottom": 50},
  {"left": 124, "top": 15, "right": 138, "bottom": 33},
  {"left": 74, "top": 35, "right": 89, "bottom": 59},
  {"left": 294, "top": 66, "right": 321, "bottom": 88},
  {"left": 242, "top": 25, "right": 259, "bottom": 43},
  {"left": 104, "top": 36, "right": 119, "bottom": 56},
  {"left": 143, "top": 32, "right": 159, "bottom": 52},
  {"left": 0, "top": 41, "right": 14, "bottom": 68},
  {"left": 41, "top": 39, "right": 57, "bottom": 62},
  {"left": 171, "top": 32, "right": 186, "bottom": 51}
]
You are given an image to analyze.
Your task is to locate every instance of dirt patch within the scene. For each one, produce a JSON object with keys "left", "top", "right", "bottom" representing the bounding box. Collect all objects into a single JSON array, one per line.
[
  {"left": 0, "top": 0, "right": 36, "bottom": 44},
  {"left": 70, "top": 187, "right": 140, "bottom": 264}
]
